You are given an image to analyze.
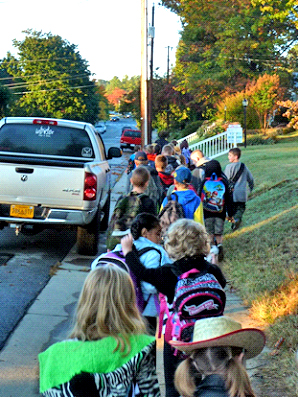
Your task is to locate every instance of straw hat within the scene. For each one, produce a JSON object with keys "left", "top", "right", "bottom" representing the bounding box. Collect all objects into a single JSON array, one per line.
[{"left": 170, "top": 316, "right": 266, "bottom": 359}]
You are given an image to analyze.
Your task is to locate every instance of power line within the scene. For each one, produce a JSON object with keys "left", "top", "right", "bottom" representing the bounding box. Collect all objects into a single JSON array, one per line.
[
  {"left": 5, "top": 73, "right": 89, "bottom": 89},
  {"left": 11, "top": 84, "right": 97, "bottom": 95}
]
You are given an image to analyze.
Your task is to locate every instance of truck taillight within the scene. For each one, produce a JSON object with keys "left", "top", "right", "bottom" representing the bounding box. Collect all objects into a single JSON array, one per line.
[
  {"left": 33, "top": 119, "right": 57, "bottom": 126},
  {"left": 84, "top": 173, "right": 97, "bottom": 200}
]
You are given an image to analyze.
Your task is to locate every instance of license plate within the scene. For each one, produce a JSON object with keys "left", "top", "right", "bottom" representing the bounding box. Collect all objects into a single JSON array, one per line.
[{"left": 10, "top": 205, "right": 34, "bottom": 219}]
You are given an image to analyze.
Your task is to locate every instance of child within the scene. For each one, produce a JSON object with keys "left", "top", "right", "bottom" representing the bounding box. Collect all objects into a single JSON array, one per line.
[
  {"left": 126, "top": 151, "right": 164, "bottom": 211},
  {"left": 121, "top": 219, "right": 226, "bottom": 397},
  {"left": 113, "top": 213, "right": 172, "bottom": 335},
  {"left": 199, "top": 160, "right": 233, "bottom": 262},
  {"left": 126, "top": 145, "right": 141, "bottom": 174},
  {"left": 162, "top": 144, "right": 180, "bottom": 173},
  {"left": 180, "top": 139, "right": 192, "bottom": 167},
  {"left": 144, "top": 144, "right": 156, "bottom": 167},
  {"left": 106, "top": 166, "right": 156, "bottom": 251},
  {"left": 155, "top": 154, "right": 174, "bottom": 195},
  {"left": 160, "top": 166, "right": 204, "bottom": 225},
  {"left": 224, "top": 148, "right": 254, "bottom": 230},
  {"left": 39, "top": 264, "right": 160, "bottom": 396},
  {"left": 172, "top": 316, "right": 266, "bottom": 397}
]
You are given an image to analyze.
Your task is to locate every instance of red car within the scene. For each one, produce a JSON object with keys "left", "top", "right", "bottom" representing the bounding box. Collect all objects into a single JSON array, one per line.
[{"left": 120, "top": 129, "right": 141, "bottom": 150}]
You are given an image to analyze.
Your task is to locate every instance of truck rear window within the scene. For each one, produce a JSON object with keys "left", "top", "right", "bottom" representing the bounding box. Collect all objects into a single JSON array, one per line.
[
  {"left": 124, "top": 130, "right": 141, "bottom": 138},
  {"left": 0, "top": 124, "right": 94, "bottom": 159}
]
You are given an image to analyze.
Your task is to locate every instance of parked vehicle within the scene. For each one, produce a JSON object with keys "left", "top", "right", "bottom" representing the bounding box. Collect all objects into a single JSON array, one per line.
[
  {"left": 0, "top": 117, "right": 122, "bottom": 255},
  {"left": 110, "top": 116, "right": 120, "bottom": 122},
  {"left": 120, "top": 129, "right": 142, "bottom": 150},
  {"left": 95, "top": 122, "right": 106, "bottom": 134}
]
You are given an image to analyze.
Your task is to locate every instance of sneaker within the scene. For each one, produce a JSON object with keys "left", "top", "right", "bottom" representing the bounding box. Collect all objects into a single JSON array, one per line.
[
  {"left": 218, "top": 244, "right": 224, "bottom": 262},
  {"left": 206, "top": 245, "right": 219, "bottom": 264},
  {"left": 231, "top": 219, "right": 241, "bottom": 231}
]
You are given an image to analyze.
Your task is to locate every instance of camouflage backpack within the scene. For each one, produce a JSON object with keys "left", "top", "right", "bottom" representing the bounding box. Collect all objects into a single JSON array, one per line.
[
  {"left": 158, "top": 192, "right": 185, "bottom": 239},
  {"left": 106, "top": 192, "right": 145, "bottom": 251}
]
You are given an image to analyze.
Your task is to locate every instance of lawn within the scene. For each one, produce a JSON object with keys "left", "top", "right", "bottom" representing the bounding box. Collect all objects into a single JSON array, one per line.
[{"left": 217, "top": 140, "right": 298, "bottom": 396}]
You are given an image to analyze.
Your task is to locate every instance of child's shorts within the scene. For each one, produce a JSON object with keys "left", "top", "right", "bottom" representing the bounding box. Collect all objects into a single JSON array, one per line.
[{"left": 205, "top": 217, "right": 224, "bottom": 235}]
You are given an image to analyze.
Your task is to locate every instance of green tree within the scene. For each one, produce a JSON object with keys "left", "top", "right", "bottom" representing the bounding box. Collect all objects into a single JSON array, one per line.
[
  {"left": 3, "top": 30, "right": 100, "bottom": 123},
  {"left": 0, "top": 84, "right": 10, "bottom": 118},
  {"left": 161, "top": 0, "right": 296, "bottom": 107}
]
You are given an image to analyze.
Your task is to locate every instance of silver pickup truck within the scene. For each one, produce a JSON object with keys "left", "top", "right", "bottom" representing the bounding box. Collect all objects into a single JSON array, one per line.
[{"left": 0, "top": 117, "right": 122, "bottom": 255}]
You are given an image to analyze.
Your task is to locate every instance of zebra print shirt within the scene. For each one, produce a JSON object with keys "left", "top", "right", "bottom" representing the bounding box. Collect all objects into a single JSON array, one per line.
[{"left": 41, "top": 341, "right": 160, "bottom": 397}]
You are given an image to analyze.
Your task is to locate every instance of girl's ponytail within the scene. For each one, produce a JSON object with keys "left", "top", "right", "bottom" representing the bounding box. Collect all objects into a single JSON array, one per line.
[
  {"left": 174, "top": 357, "right": 200, "bottom": 397},
  {"left": 225, "top": 357, "right": 256, "bottom": 397},
  {"left": 130, "top": 213, "right": 160, "bottom": 240}
]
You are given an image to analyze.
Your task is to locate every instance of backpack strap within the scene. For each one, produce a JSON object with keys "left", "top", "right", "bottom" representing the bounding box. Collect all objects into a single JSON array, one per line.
[
  {"left": 137, "top": 246, "right": 162, "bottom": 265},
  {"left": 230, "top": 162, "right": 245, "bottom": 184},
  {"left": 134, "top": 246, "right": 162, "bottom": 312},
  {"left": 170, "top": 192, "right": 179, "bottom": 202},
  {"left": 158, "top": 293, "right": 170, "bottom": 338}
]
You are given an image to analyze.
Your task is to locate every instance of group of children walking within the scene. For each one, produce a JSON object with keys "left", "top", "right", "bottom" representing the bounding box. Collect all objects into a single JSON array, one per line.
[{"left": 38, "top": 142, "right": 261, "bottom": 397}]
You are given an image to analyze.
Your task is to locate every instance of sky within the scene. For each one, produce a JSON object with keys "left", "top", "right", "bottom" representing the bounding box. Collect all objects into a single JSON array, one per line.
[{"left": 0, "top": 0, "right": 182, "bottom": 82}]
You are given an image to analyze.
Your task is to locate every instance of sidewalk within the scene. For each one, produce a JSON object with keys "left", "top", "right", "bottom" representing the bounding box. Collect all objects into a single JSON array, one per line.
[{"left": 0, "top": 168, "right": 269, "bottom": 397}]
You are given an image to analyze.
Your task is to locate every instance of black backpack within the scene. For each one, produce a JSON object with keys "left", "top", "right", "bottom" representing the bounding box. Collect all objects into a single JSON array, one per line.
[{"left": 163, "top": 268, "right": 226, "bottom": 344}]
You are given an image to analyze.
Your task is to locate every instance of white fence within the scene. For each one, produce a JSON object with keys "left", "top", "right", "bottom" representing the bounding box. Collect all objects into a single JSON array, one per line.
[{"left": 177, "top": 129, "right": 238, "bottom": 159}]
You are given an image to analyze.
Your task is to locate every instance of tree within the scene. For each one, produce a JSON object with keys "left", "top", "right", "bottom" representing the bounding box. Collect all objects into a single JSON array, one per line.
[
  {"left": 161, "top": 0, "right": 297, "bottom": 107},
  {"left": 3, "top": 30, "right": 101, "bottom": 123},
  {"left": 105, "top": 87, "right": 127, "bottom": 110},
  {"left": 216, "top": 74, "right": 283, "bottom": 128},
  {"left": 246, "top": 74, "right": 283, "bottom": 128},
  {"left": 0, "top": 84, "right": 10, "bottom": 118},
  {"left": 277, "top": 100, "right": 298, "bottom": 130}
]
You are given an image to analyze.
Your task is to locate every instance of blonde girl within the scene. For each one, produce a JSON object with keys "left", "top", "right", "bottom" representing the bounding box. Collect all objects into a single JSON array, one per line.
[
  {"left": 172, "top": 316, "right": 266, "bottom": 397},
  {"left": 121, "top": 219, "right": 227, "bottom": 397},
  {"left": 39, "top": 265, "right": 160, "bottom": 397}
]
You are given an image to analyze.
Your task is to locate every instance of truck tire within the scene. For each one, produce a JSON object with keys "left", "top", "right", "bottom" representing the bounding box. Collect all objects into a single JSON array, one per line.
[
  {"left": 76, "top": 209, "right": 100, "bottom": 256},
  {"left": 99, "top": 192, "right": 110, "bottom": 232}
]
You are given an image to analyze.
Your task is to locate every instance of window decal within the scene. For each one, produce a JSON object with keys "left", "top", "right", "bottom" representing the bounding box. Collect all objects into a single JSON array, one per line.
[
  {"left": 35, "top": 126, "right": 54, "bottom": 138},
  {"left": 81, "top": 147, "right": 93, "bottom": 157}
]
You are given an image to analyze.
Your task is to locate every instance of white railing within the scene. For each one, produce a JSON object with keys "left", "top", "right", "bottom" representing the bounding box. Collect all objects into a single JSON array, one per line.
[{"left": 177, "top": 130, "right": 238, "bottom": 159}]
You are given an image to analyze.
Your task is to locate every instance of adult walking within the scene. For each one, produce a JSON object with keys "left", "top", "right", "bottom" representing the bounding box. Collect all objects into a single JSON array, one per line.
[{"left": 224, "top": 148, "right": 254, "bottom": 230}]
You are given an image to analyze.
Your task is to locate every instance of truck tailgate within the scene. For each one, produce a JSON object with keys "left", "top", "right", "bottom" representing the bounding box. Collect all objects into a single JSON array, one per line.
[{"left": 0, "top": 162, "right": 86, "bottom": 209}]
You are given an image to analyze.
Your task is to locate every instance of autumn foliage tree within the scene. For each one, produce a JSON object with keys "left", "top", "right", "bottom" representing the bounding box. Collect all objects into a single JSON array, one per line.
[
  {"left": 217, "top": 74, "right": 283, "bottom": 129},
  {"left": 161, "top": 0, "right": 297, "bottom": 113},
  {"left": 105, "top": 87, "right": 127, "bottom": 110},
  {"left": 277, "top": 100, "right": 298, "bottom": 130},
  {"left": 246, "top": 74, "right": 284, "bottom": 129}
]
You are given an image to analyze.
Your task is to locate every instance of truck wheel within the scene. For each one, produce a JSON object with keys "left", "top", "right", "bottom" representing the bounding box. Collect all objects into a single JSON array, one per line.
[
  {"left": 76, "top": 209, "right": 100, "bottom": 256},
  {"left": 100, "top": 193, "right": 110, "bottom": 232}
]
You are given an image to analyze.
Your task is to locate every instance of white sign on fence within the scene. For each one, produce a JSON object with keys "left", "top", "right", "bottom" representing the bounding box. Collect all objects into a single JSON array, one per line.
[{"left": 226, "top": 124, "right": 243, "bottom": 144}]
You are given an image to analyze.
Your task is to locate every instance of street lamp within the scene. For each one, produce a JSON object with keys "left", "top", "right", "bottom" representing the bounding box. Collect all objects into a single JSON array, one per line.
[{"left": 242, "top": 98, "right": 248, "bottom": 148}]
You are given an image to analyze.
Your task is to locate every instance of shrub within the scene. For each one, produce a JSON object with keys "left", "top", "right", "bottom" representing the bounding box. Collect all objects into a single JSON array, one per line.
[
  {"left": 181, "top": 120, "right": 204, "bottom": 136},
  {"left": 246, "top": 134, "right": 277, "bottom": 145}
]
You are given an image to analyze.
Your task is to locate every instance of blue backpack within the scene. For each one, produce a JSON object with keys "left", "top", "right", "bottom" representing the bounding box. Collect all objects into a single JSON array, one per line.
[{"left": 201, "top": 172, "right": 226, "bottom": 213}]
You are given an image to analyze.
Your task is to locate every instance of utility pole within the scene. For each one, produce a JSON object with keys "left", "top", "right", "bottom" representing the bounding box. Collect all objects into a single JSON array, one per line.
[
  {"left": 140, "top": 0, "right": 148, "bottom": 147},
  {"left": 147, "top": 3, "right": 155, "bottom": 144},
  {"left": 166, "top": 46, "right": 172, "bottom": 129}
]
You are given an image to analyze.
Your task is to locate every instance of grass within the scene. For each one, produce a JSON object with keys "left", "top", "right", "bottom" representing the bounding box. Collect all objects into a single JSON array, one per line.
[{"left": 216, "top": 140, "right": 298, "bottom": 396}]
